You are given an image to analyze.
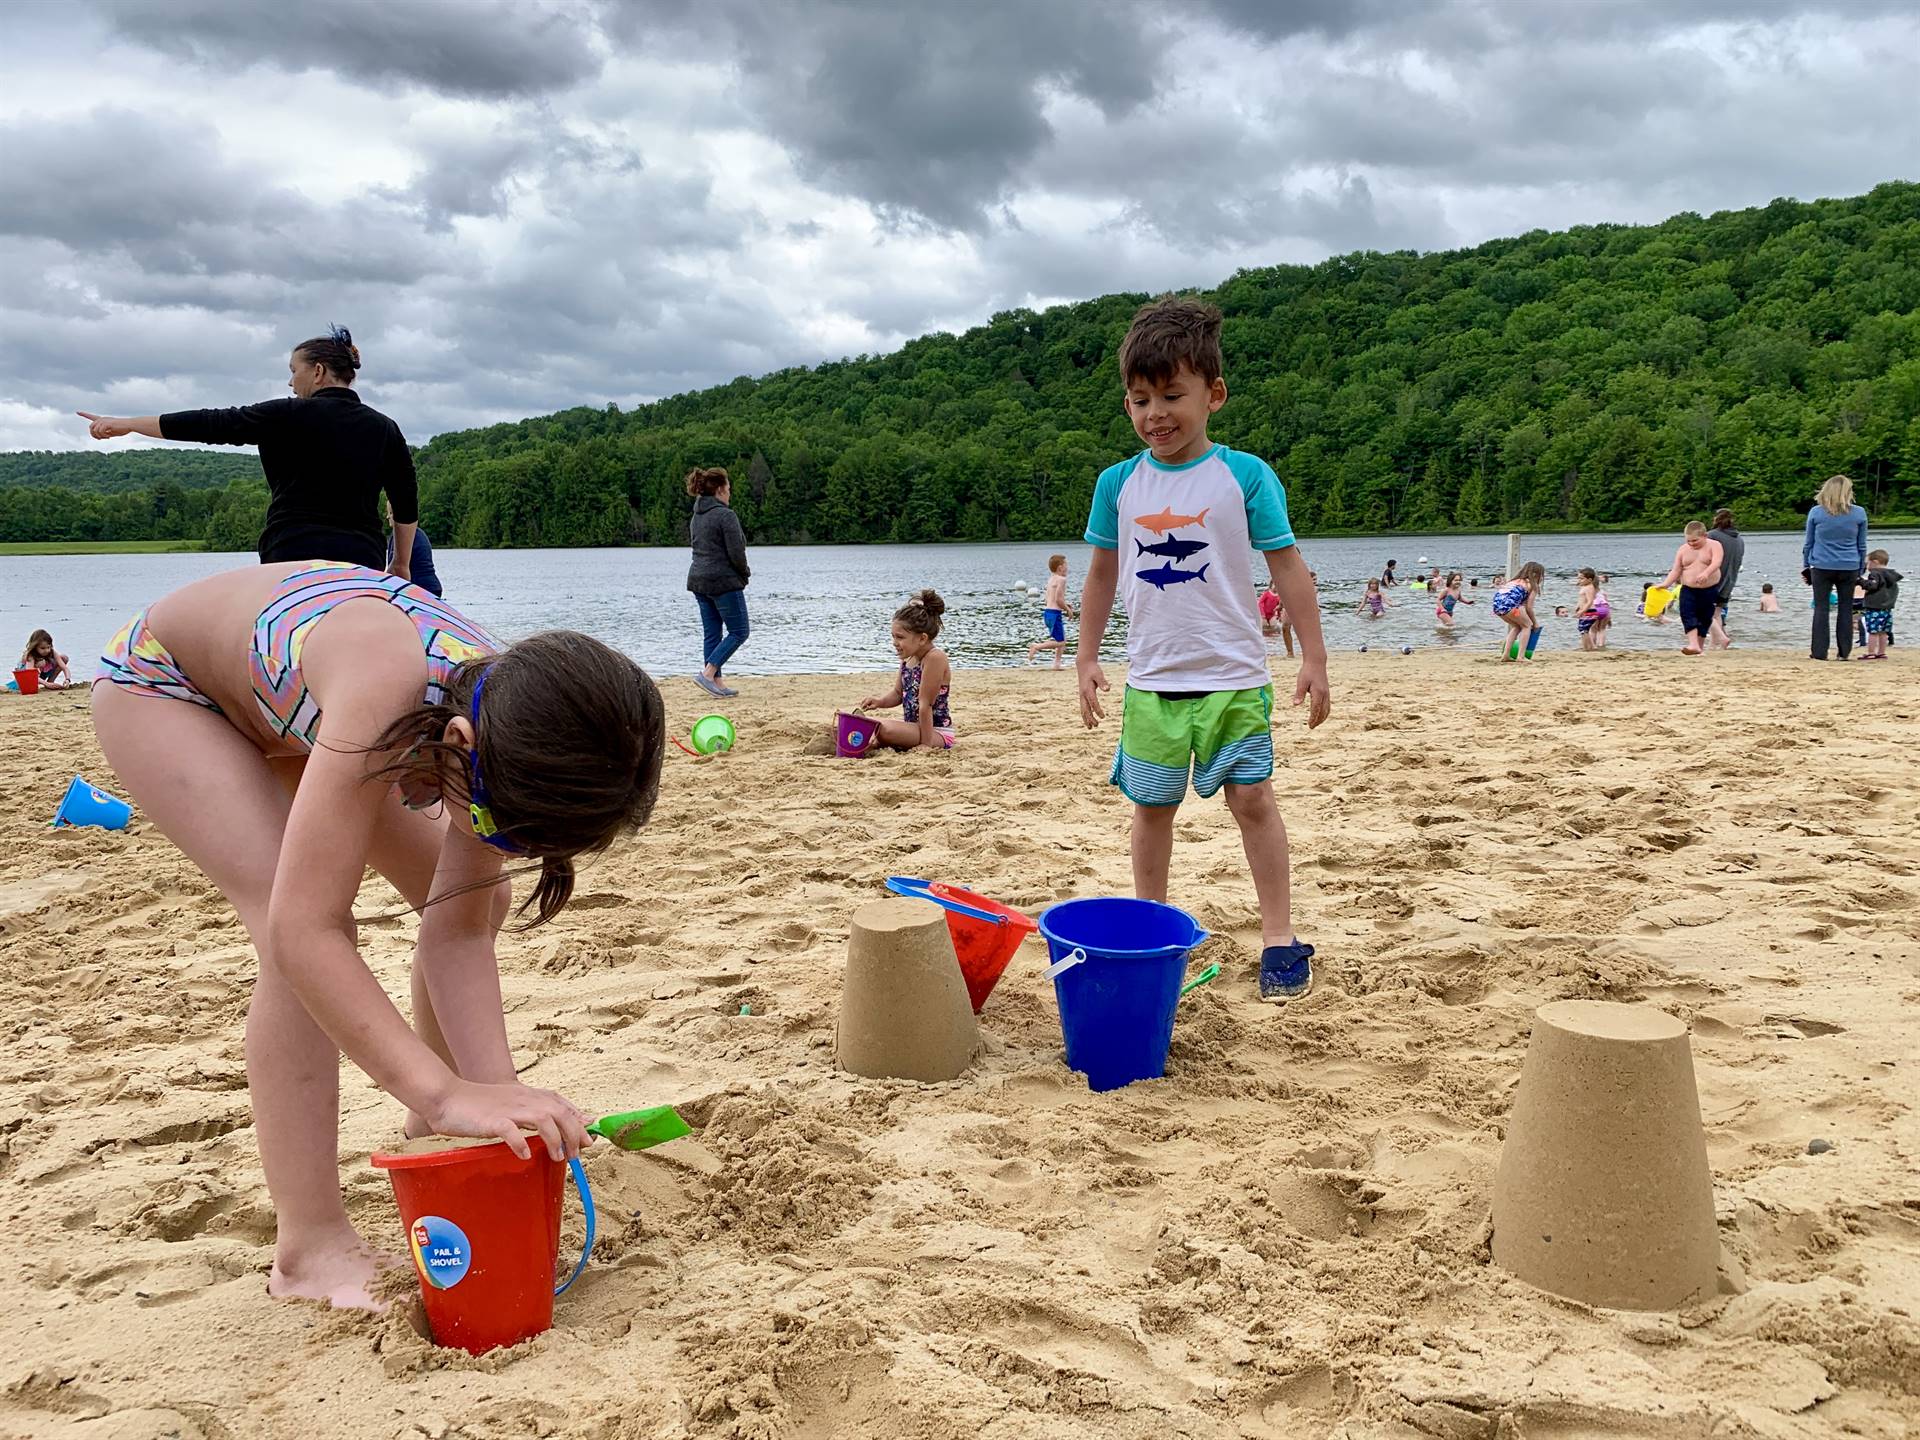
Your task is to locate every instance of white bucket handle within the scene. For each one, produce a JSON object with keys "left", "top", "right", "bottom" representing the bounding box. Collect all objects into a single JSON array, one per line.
[{"left": 1045, "top": 948, "right": 1088, "bottom": 981}]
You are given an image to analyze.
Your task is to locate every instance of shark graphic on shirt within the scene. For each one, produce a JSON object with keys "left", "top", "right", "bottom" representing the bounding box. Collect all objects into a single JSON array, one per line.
[
  {"left": 1134, "top": 536, "right": 1209, "bottom": 561},
  {"left": 1135, "top": 505, "right": 1210, "bottom": 537},
  {"left": 1138, "top": 562, "right": 1210, "bottom": 590}
]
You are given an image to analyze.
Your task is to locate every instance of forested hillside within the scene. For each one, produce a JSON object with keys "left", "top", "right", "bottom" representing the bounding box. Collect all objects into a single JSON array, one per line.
[
  {"left": 0, "top": 450, "right": 258, "bottom": 493},
  {"left": 5, "top": 183, "right": 1917, "bottom": 548},
  {"left": 0, "top": 451, "right": 263, "bottom": 548}
]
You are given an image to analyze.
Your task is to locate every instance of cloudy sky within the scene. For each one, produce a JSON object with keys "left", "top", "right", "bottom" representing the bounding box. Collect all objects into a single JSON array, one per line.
[{"left": 2, "top": 0, "right": 1915, "bottom": 452}]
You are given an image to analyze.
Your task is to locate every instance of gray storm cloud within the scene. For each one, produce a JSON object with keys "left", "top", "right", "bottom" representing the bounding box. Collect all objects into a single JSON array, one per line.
[
  {"left": 0, "top": 0, "right": 1913, "bottom": 450},
  {"left": 93, "top": 0, "right": 607, "bottom": 98}
]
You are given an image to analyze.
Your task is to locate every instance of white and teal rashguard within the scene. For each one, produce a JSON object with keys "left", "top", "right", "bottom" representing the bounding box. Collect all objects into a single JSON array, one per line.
[{"left": 1084, "top": 443, "right": 1296, "bottom": 695}]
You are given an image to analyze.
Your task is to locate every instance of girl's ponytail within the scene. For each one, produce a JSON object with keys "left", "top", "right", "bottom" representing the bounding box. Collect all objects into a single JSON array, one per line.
[{"left": 894, "top": 589, "right": 947, "bottom": 640}]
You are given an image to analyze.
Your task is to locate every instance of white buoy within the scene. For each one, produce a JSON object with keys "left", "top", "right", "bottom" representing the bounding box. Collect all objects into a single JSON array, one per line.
[
  {"left": 1012, "top": 582, "right": 1027, "bottom": 592},
  {"left": 1419, "top": 555, "right": 1429, "bottom": 563}
]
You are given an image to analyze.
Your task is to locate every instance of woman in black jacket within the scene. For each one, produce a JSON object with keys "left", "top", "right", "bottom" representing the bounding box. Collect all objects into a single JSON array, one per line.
[
  {"left": 685, "top": 466, "right": 751, "bottom": 697},
  {"left": 79, "top": 325, "right": 419, "bottom": 575}
]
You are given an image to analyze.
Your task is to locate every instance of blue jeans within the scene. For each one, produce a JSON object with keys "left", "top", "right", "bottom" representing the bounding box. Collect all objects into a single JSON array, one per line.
[{"left": 696, "top": 590, "right": 750, "bottom": 674}]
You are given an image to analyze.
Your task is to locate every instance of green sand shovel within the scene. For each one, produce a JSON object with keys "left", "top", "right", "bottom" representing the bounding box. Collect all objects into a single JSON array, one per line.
[
  {"left": 588, "top": 1105, "right": 691, "bottom": 1151},
  {"left": 1179, "top": 963, "right": 1220, "bottom": 997}
]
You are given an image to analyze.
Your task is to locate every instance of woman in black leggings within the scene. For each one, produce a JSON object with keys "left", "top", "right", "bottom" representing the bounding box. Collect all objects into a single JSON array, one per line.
[{"left": 1802, "top": 475, "right": 1869, "bottom": 661}]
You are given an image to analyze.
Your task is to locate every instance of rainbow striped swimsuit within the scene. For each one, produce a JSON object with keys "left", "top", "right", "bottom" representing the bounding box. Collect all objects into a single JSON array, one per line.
[{"left": 250, "top": 562, "right": 499, "bottom": 750}]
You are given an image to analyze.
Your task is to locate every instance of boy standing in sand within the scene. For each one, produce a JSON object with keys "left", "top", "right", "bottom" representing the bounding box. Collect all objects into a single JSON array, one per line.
[
  {"left": 1859, "top": 549, "right": 1901, "bottom": 660},
  {"left": 1075, "top": 297, "right": 1330, "bottom": 1002}
]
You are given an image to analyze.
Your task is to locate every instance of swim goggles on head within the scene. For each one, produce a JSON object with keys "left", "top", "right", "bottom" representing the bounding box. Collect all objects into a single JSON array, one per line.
[{"left": 466, "top": 668, "right": 525, "bottom": 855}]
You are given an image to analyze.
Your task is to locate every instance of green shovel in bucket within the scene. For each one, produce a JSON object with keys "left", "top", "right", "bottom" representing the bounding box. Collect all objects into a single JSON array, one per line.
[{"left": 587, "top": 1105, "right": 691, "bottom": 1151}]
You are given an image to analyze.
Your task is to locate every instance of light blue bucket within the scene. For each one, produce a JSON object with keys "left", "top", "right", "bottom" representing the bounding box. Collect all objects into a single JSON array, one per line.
[{"left": 52, "top": 775, "right": 131, "bottom": 831}]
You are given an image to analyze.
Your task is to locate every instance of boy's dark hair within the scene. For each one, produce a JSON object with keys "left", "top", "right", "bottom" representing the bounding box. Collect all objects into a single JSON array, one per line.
[
  {"left": 895, "top": 589, "right": 947, "bottom": 640},
  {"left": 685, "top": 466, "right": 729, "bottom": 498},
  {"left": 1577, "top": 567, "right": 1597, "bottom": 582},
  {"left": 1867, "top": 548, "right": 1889, "bottom": 564},
  {"left": 1761, "top": 583, "right": 1775, "bottom": 592},
  {"left": 1118, "top": 296, "right": 1224, "bottom": 388},
  {"left": 367, "top": 631, "right": 665, "bottom": 928},
  {"left": 294, "top": 323, "right": 361, "bottom": 380}
]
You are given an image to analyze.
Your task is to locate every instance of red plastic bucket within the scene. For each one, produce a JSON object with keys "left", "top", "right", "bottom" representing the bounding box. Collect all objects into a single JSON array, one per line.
[
  {"left": 886, "top": 877, "right": 1039, "bottom": 1012},
  {"left": 12, "top": 668, "right": 39, "bottom": 695},
  {"left": 370, "top": 1136, "right": 594, "bottom": 1355},
  {"left": 835, "top": 711, "right": 877, "bottom": 757}
]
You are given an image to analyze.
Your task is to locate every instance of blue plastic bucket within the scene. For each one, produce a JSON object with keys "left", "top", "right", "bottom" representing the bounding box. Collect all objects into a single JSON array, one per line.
[
  {"left": 1037, "top": 897, "right": 1209, "bottom": 1092},
  {"left": 52, "top": 775, "right": 131, "bottom": 831}
]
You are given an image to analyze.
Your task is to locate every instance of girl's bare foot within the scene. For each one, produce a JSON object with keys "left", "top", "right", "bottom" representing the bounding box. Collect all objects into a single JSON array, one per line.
[{"left": 269, "top": 1229, "right": 400, "bottom": 1310}]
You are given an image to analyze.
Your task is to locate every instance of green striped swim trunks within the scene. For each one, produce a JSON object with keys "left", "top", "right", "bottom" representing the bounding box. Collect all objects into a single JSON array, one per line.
[{"left": 1110, "top": 685, "right": 1274, "bottom": 806}]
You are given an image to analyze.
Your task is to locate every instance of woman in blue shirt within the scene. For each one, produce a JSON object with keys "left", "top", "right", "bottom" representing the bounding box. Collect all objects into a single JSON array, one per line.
[{"left": 1802, "top": 474, "right": 1869, "bottom": 661}]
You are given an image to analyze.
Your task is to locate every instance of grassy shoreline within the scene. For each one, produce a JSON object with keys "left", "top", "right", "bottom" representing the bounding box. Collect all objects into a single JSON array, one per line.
[{"left": 0, "top": 539, "right": 208, "bottom": 556}]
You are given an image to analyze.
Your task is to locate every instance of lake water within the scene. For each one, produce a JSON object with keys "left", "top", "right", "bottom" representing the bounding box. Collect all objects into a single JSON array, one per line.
[{"left": 4, "top": 530, "right": 1912, "bottom": 683}]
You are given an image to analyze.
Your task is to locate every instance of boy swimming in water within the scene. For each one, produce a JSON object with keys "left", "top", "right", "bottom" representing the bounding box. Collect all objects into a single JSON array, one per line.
[{"left": 1075, "top": 297, "right": 1330, "bottom": 1002}]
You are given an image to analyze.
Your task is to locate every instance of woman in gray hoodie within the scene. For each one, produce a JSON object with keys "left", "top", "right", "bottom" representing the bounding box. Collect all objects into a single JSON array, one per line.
[{"left": 686, "top": 466, "right": 751, "bottom": 697}]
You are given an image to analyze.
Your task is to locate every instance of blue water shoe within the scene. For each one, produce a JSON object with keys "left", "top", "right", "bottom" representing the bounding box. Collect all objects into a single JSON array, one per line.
[{"left": 1259, "top": 941, "right": 1315, "bottom": 1003}]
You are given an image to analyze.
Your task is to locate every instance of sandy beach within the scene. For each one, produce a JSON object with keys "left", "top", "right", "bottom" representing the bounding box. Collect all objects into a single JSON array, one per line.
[{"left": 1, "top": 652, "right": 1916, "bottom": 1439}]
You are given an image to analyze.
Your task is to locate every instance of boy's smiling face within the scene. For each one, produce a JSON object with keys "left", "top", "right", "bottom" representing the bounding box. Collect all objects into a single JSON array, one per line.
[{"left": 1123, "top": 362, "right": 1226, "bottom": 465}]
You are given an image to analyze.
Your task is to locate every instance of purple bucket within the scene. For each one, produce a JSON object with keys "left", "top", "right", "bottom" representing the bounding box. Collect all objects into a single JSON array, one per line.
[{"left": 835, "top": 711, "right": 877, "bottom": 758}]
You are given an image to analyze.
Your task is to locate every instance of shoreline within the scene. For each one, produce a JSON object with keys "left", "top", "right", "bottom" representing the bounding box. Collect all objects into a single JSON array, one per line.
[
  {"left": 2, "top": 662, "right": 1916, "bottom": 1436},
  {"left": 4, "top": 522, "right": 1918, "bottom": 557}
]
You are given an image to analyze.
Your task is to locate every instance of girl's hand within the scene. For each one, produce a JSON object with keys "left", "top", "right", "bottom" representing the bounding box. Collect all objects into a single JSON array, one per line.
[
  {"left": 426, "top": 1078, "right": 590, "bottom": 1162},
  {"left": 858, "top": 696, "right": 882, "bottom": 712}
]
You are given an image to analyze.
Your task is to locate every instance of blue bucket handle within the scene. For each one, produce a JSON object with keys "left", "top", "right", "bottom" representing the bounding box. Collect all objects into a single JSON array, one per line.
[
  {"left": 885, "top": 876, "right": 1005, "bottom": 927},
  {"left": 555, "top": 1156, "right": 595, "bottom": 1296}
]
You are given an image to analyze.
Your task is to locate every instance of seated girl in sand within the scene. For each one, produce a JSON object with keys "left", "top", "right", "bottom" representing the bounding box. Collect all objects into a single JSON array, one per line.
[
  {"left": 19, "top": 629, "right": 73, "bottom": 687},
  {"left": 91, "top": 561, "right": 664, "bottom": 1307},
  {"left": 1492, "top": 562, "right": 1546, "bottom": 660},
  {"left": 856, "top": 590, "right": 954, "bottom": 749}
]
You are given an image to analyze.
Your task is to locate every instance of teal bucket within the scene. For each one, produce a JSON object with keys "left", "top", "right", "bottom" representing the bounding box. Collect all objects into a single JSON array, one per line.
[
  {"left": 52, "top": 775, "right": 131, "bottom": 831},
  {"left": 1037, "top": 897, "right": 1209, "bottom": 1092}
]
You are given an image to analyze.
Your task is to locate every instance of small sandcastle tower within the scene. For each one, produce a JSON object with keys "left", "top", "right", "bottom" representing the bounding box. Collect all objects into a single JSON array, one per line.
[
  {"left": 836, "top": 897, "right": 979, "bottom": 1082},
  {"left": 1492, "top": 1000, "right": 1719, "bottom": 1310}
]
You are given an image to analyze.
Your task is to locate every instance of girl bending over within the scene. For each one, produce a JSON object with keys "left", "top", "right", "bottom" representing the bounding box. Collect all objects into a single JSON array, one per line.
[
  {"left": 91, "top": 561, "right": 664, "bottom": 1308},
  {"left": 1492, "top": 563, "right": 1546, "bottom": 660}
]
